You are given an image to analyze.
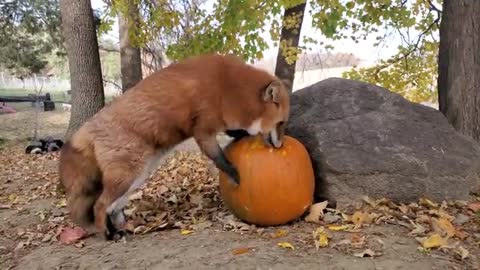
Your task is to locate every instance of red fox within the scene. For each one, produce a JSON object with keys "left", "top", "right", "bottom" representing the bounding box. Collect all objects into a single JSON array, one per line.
[{"left": 59, "top": 53, "right": 290, "bottom": 241}]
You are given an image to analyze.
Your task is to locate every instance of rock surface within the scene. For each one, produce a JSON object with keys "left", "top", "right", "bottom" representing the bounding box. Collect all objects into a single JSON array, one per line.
[{"left": 286, "top": 78, "right": 480, "bottom": 205}]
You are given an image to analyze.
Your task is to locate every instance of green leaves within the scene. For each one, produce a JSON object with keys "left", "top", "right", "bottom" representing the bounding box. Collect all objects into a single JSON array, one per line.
[
  {"left": 0, "top": 0, "right": 62, "bottom": 76},
  {"left": 342, "top": 40, "right": 439, "bottom": 103}
]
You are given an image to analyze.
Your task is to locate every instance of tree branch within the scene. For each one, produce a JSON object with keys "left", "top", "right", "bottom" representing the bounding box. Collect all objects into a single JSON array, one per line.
[{"left": 372, "top": 12, "right": 441, "bottom": 79}]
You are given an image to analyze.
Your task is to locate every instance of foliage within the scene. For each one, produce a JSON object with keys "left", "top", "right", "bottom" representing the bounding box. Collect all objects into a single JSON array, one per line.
[
  {"left": 98, "top": 0, "right": 441, "bottom": 103},
  {"left": 343, "top": 41, "right": 438, "bottom": 103},
  {"left": 0, "top": 0, "right": 63, "bottom": 77},
  {"left": 303, "top": 0, "right": 442, "bottom": 103},
  {"left": 100, "top": 0, "right": 307, "bottom": 63}
]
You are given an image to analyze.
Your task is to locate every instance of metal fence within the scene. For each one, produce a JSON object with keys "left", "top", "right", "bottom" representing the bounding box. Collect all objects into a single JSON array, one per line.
[{"left": 0, "top": 72, "right": 122, "bottom": 98}]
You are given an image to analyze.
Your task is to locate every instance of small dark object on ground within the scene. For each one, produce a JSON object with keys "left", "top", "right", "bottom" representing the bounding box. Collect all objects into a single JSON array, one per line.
[{"left": 25, "top": 137, "right": 64, "bottom": 154}]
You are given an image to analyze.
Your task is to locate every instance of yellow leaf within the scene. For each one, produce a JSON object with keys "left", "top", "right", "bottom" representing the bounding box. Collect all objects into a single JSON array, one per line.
[
  {"left": 304, "top": 201, "right": 328, "bottom": 223},
  {"left": 431, "top": 217, "right": 456, "bottom": 237},
  {"left": 8, "top": 194, "right": 17, "bottom": 202},
  {"left": 351, "top": 211, "right": 373, "bottom": 226},
  {"left": 272, "top": 229, "right": 288, "bottom": 238},
  {"left": 313, "top": 227, "right": 329, "bottom": 249},
  {"left": 56, "top": 198, "right": 67, "bottom": 208},
  {"left": 327, "top": 224, "right": 354, "bottom": 231},
  {"left": 419, "top": 198, "right": 438, "bottom": 208},
  {"left": 277, "top": 242, "right": 295, "bottom": 250},
  {"left": 421, "top": 233, "right": 448, "bottom": 249},
  {"left": 180, "top": 230, "right": 194, "bottom": 235}
]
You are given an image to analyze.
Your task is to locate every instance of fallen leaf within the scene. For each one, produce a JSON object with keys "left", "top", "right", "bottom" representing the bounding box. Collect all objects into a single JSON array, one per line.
[
  {"left": 353, "top": 248, "right": 379, "bottom": 258},
  {"left": 191, "top": 221, "right": 212, "bottom": 231},
  {"left": 74, "top": 241, "right": 85, "bottom": 248},
  {"left": 398, "top": 204, "right": 410, "bottom": 214},
  {"left": 408, "top": 223, "right": 427, "bottom": 236},
  {"left": 312, "top": 227, "right": 329, "bottom": 249},
  {"left": 362, "top": 196, "right": 377, "bottom": 207},
  {"left": 41, "top": 233, "right": 53, "bottom": 243},
  {"left": 431, "top": 217, "right": 456, "bottom": 237},
  {"left": 14, "top": 241, "right": 26, "bottom": 252},
  {"left": 278, "top": 242, "right": 295, "bottom": 250},
  {"left": 180, "top": 229, "right": 194, "bottom": 235},
  {"left": 323, "top": 212, "right": 341, "bottom": 224},
  {"left": 351, "top": 211, "right": 373, "bottom": 226},
  {"left": 231, "top": 247, "right": 254, "bottom": 255},
  {"left": 304, "top": 201, "right": 328, "bottom": 223},
  {"left": 124, "top": 221, "right": 136, "bottom": 233},
  {"left": 128, "top": 191, "right": 143, "bottom": 201},
  {"left": 428, "top": 209, "right": 455, "bottom": 221},
  {"left": 467, "top": 201, "right": 480, "bottom": 212},
  {"left": 157, "top": 185, "right": 169, "bottom": 195},
  {"left": 419, "top": 198, "right": 438, "bottom": 208},
  {"left": 455, "top": 246, "right": 469, "bottom": 260},
  {"left": 271, "top": 229, "right": 288, "bottom": 239},
  {"left": 327, "top": 224, "right": 355, "bottom": 232},
  {"left": 59, "top": 227, "right": 88, "bottom": 245},
  {"left": 56, "top": 198, "right": 67, "bottom": 208},
  {"left": 350, "top": 233, "right": 366, "bottom": 248},
  {"left": 415, "top": 214, "right": 430, "bottom": 224},
  {"left": 419, "top": 233, "right": 448, "bottom": 249},
  {"left": 16, "top": 228, "right": 26, "bottom": 237}
]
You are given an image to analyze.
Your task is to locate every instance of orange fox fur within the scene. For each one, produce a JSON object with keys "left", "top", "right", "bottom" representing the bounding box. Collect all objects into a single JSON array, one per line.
[{"left": 59, "top": 53, "right": 290, "bottom": 240}]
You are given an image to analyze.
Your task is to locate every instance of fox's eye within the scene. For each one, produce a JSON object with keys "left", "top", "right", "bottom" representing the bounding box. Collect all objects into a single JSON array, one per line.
[{"left": 278, "top": 121, "right": 284, "bottom": 126}]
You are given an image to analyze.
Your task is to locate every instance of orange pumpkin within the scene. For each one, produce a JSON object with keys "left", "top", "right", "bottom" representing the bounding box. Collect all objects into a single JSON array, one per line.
[{"left": 219, "top": 135, "right": 315, "bottom": 226}]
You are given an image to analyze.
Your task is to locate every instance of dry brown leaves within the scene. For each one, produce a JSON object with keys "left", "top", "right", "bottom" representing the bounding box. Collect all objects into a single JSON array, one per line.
[
  {"left": 304, "top": 195, "right": 480, "bottom": 264},
  {"left": 1, "top": 143, "right": 479, "bottom": 267},
  {"left": 0, "top": 145, "right": 62, "bottom": 207},
  {"left": 121, "top": 151, "right": 232, "bottom": 235}
]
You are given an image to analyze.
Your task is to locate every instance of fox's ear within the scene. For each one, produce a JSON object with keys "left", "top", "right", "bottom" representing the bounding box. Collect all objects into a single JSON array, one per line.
[{"left": 263, "top": 80, "right": 283, "bottom": 103}]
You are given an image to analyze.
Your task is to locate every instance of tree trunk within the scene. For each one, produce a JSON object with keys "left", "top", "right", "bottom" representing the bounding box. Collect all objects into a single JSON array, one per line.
[
  {"left": 438, "top": 0, "right": 480, "bottom": 142},
  {"left": 60, "top": 0, "right": 105, "bottom": 139},
  {"left": 274, "top": 2, "right": 306, "bottom": 93},
  {"left": 119, "top": 2, "right": 143, "bottom": 92}
]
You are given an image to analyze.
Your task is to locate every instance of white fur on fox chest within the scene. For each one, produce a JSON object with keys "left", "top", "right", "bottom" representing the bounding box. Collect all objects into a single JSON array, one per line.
[
  {"left": 106, "top": 148, "right": 172, "bottom": 215},
  {"left": 246, "top": 118, "right": 262, "bottom": 135}
]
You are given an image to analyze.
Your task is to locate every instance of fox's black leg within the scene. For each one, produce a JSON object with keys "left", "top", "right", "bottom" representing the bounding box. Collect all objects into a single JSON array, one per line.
[
  {"left": 105, "top": 211, "right": 127, "bottom": 241},
  {"left": 225, "top": 129, "right": 250, "bottom": 142},
  {"left": 194, "top": 130, "right": 240, "bottom": 185}
]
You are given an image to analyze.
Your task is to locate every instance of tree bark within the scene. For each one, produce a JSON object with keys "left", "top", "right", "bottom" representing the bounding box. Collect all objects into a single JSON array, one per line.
[
  {"left": 60, "top": 0, "right": 105, "bottom": 139},
  {"left": 119, "top": 2, "right": 143, "bottom": 92},
  {"left": 274, "top": 2, "right": 306, "bottom": 93},
  {"left": 438, "top": 0, "right": 480, "bottom": 142}
]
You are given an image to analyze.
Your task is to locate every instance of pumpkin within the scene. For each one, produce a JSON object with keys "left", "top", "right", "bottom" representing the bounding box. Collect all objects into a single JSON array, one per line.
[{"left": 219, "top": 135, "right": 315, "bottom": 226}]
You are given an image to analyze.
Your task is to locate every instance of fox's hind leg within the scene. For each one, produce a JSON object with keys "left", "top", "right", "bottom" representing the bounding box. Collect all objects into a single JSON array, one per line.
[
  {"left": 93, "top": 167, "right": 138, "bottom": 241},
  {"left": 94, "top": 142, "right": 164, "bottom": 241}
]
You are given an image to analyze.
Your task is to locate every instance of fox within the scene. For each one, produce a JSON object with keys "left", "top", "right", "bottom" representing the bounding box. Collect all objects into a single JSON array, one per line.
[{"left": 59, "top": 53, "right": 291, "bottom": 241}]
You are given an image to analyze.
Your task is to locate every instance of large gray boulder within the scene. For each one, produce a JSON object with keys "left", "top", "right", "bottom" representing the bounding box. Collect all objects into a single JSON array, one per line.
[{"left": 286, "top": 78, "right": 480, "bottom": 205}]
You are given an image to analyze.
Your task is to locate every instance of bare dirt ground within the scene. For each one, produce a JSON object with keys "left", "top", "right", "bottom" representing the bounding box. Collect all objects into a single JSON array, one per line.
[{"left": 1, "top": 106, "right": 479, "bottom": 270}]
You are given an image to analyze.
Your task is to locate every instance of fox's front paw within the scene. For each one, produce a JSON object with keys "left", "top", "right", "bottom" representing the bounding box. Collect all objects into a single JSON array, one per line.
[{"left": 105, "top": 214, "right": 128, "bottom": 242}]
